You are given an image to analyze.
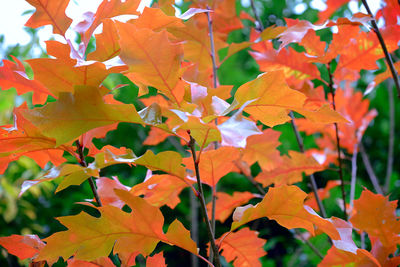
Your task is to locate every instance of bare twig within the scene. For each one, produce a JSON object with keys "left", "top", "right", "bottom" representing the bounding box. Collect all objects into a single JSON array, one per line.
[
  {"left": 294, "top": 229, "right": 324, "bottom": 259},
  {"left": 361, "top": 0, "right": 400, "bottom": 97},
  {"left": 384, "top": 80, "right": 395, "bottom": 193},
  {"left": 249, "top": 0, "right": 264, "bottom": 31},
  {"left": 349, "top": 142, "right": 359, "bottom": 212},
  {"left": 327, "top": 64, "right": 347, "bottom": 220},
  {"left": 206, "top": 8, "right": 219, "bottom": 263},
  {"left": 190, "top": 191, "right": 199, "bottom": 267},
  {"left": 188, "top": 135, "right": 221, "bottom": 267},
  {"left": 359, "top": 143, "right": 384, "bottom": 195},
  {"left": 75, "top": 140, "right": 102, "bottom": 207},
  {"left": 290, "top": 112, "right": 328, "bottom": 218}
]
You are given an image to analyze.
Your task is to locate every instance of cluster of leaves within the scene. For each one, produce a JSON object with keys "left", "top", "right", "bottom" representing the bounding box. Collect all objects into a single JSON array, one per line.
[{"left": 0, "top": 0, "right": 399, "bottom": 266}]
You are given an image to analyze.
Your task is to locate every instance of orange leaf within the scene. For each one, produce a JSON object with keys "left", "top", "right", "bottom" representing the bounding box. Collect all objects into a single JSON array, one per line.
[
  {"left": 67, "top": 257, "right": 115, "bottom": 267},
  {"left": 184, "top": 147, "right": 240, "bottom": 186},
  {"left": 0, "top": 234, "right": 45, "bottom": 260},
  {"left": 317, "top": 0, "right": 350, "bottom": 24},
  {"left": 130, "top": 174, "right": 190, "bottom": 209},
  {"left": 207, "top": 191, "right": 255, "bottom": 223},
  {"left": 0, "top": 56, "right": 51, "bottom": 105},
  {"left": 87, "top": 19, "right": 121, "bottom": 62},
  {"left": 231, "top": 185, "right": 339, "bottom": 240},
  {"left": 36, "top": 190, "right": 197, "bottom": 264},
  {"left": 76, "top": 0, "right": 141, "bottom": 48},
  {"left": 26, "top": 59, "right": 124, "bottom": 97},
  {"left": 96, "top": 177, "right": 130, "bottom": 208},
  {"left": 233, "top": 71, "right": 346, "bottom": 127},
  {"left": 143, "top": 127, "right": 172, "bottom": 146},
  {"left": 25, "top": 0, "right": 72, "bottom": 35},
  {"left": 350, "top": 189, "right": 400, "bottom": 248},
  {"left": 255, "top": 151, "right": 324, "bottom": 187},
  {"left": 116, "top": 22, "right": 184, "bottom": 104},
  {"left": 0, "top": 108, "right": 69, "bottom": 174},
  {"left": 241, "top": 129, "right": 282, "bottom": 171},
  {"left": 146, "top": 252, "right": 166, "bottom": 267},
  {"left": 218, "top": 228, "right": 266, "bottom": 267}
]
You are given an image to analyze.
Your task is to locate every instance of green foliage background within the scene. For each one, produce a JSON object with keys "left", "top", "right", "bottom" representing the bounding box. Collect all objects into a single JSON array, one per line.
[{"left": 0, "top": 0, "right": 399, "bottom": 266}]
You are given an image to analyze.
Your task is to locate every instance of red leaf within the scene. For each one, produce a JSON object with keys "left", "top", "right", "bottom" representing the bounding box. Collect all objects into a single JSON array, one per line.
[{"left": 0, "top": 234, "right": 45, "bottom": 260}]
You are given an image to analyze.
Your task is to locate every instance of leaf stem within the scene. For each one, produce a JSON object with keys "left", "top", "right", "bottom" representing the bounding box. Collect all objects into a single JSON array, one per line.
[
  {"left": 359, "top": 143, "right": 383, "bottom": 194},
  {"left": 361, "top": 0, "right": 400, "bottom": 97},
  {"left": 75, "top": 140, "right": 102, "bottom": 207},
  {"left": 327, "top": 64, "right": 347, "bottom": 220},
  {"left": 206, "top": 7, "right": 218, "bottom": 89},
  {"left": 289, "top": 112, "right": 327, "bottom": 218},
  {"left": 188, "top": 135, "right": 221, "bottom": 267},
  {"left": 294, "top": 229, "right": 324, "bottom": 259}
]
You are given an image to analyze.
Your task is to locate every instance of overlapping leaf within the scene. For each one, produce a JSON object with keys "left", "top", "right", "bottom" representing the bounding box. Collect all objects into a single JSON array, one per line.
[
  {"left": 36, "top": 190, "right": 197, "bottom": 264},
  {"left": 183, "top": 147, "right": 240, "bottom": 186},
  {"left": 0, "top": 234, "right": 45, "bottom": 260},
  {"left": 0, "top": 56, "right": 51, "bottom": 104},
  {"left": 255, "top": 151, "right": 324, "bottom": 187},
  {"left": 207, "top": 191, "right": 255, "bottom": 222},
  {"left": 116, "top": 22, "right": 184, "bottom": 104},
  {"left": 19, "top": 86, "right": 143, "bottom": 146},
  {"left": 231, "top": 185, "right": 339, "bottom": 240},
  {"left": 233, "top": 71, "right": 347, "bottom": 127}
]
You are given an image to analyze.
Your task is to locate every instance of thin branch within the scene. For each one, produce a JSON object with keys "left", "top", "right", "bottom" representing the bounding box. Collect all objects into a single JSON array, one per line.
[
  {"left": 349, "top": 142, "right": 359, "bottom": 212},
  {"left": 249, "top": 0, "right": 264, "bottom": 31},
  {"left": 289, "top": 112, "right": 328, "bottom": 218},
  {"left": 359, "top": 143, "right": 384, "bottom": 195},
  {"left": 361, "top": 0, "right": 400, "bottom": 97},
  {"left": 206, "top": 7, "right": 218, "bottom": 89},
  {"left": 294, "top": 229, "right": 324, "bottom": 259},
  {"left": 190, "top": 191, "right": 199, "bottom": 267},
  {"left": 384, "top": 80, "right": 395, "bottom": 193},
  {"left": 188, "top": 135, "right": 222, "bottom": 267},
  {"left": 75, "top": 140, "right": 102, "bottom": 207},
  {"left": 327, "top": 64, "right": 347, "bottom": 220},
  {"left": 206, "top": 7, "right": 219, "bottom": 263}
]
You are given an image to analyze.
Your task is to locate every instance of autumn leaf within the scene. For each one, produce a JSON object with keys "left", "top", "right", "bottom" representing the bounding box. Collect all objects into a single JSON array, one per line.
[
  {"left": 95, "top": 177, "right": 130, "bottom": 208},
  {"left": 25, "top": 0, "right": 72, "bottom": 35},
  {"left": 350, "top": 189, "right": 400, "bottom": 249},
  {"left": 67, "top": 257, "right": 115, "bottom": 267},
  {"left": 76, "top": 0, "right": 141, "bottom": 49},
  {"left": 134, "top": 150, "right": 186, "bottom": 179},
  {"left": 241, "top": 129, "right": 282, "bottom": 171},
  {"left": 233, "top": 71, "right": 347, "bottom": 127},
  {"left": 26, "top": 58, "right": 124, "bottom": 97},
  {"left": 19, "top": 86, "right": 143, "bottom": 146},
  {"left": 317, "top": 0, "right": 350, "bottom": 23},
  {"left": 319, "top": 218, "right": 380, "bottom": 267},
  {"left": 130, "top": 174, "right": 190, "bottom": 209},
  {"left": 217, "top": 228, "right": 266, "bottom": 267},
  {"left": 231, "top": 185, "right": 339, "bottom": 240},
  {"left": 0, "top": 56, "right": 52, "bottom": 105},
  {"left": 146, "top": 252, "right": 166, "bottom": 267},
  {"left": 207, "top": 191, "right": 255, "bottom": 222},
  {"left": 87, "top": 19, "right": 121, "bottom": 62},
  {"left": 255, "top": 151, "right": 324, "bottom": 187},
  {"left": 0, "top": 234, "right": 45, "bottom": 260},
  {"left": 183, "top": 147, "right": 240, "bottom": 186},
  {"left": 0, "top": 107, "right": 70, "bottom": 174},
  {"left": 36, "top": 190, "right": 197, "bottom": 264},
  {"left": 116, "top": 21, "right": 184, "bottom": 104}
]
